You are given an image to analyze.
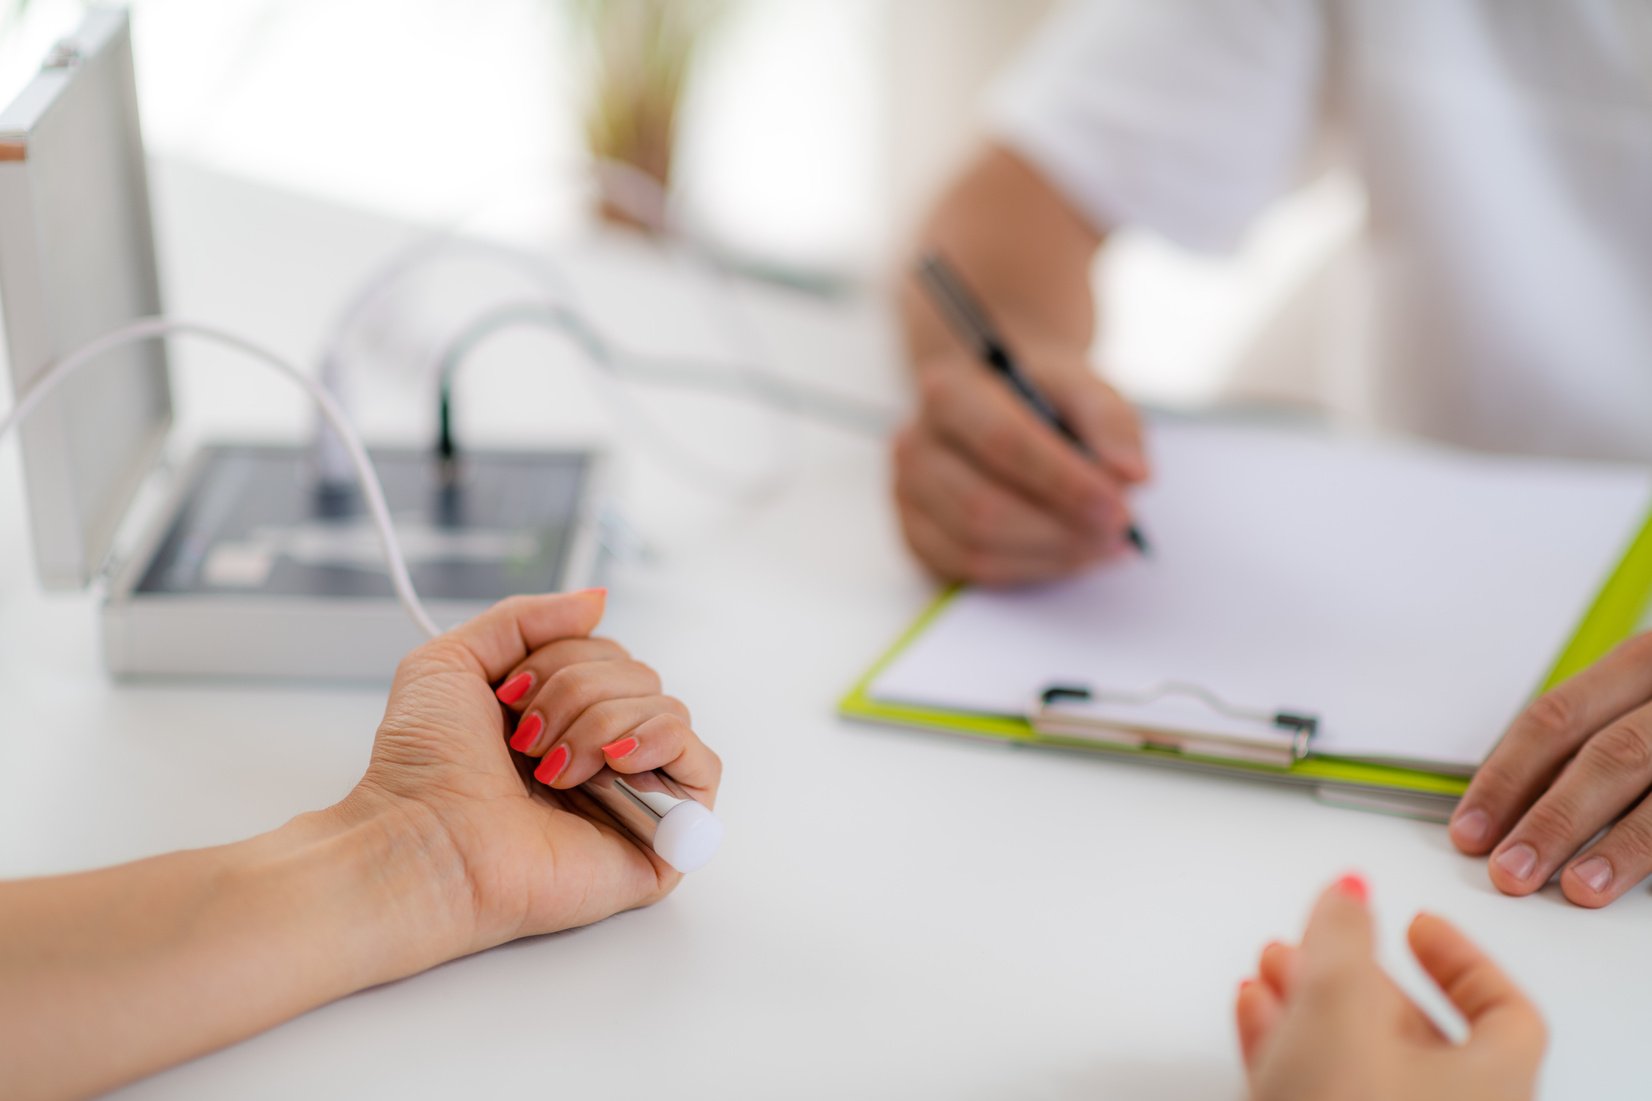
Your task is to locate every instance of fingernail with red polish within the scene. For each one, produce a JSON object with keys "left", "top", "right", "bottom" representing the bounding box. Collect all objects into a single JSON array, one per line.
[
  {"left": 509, "top": 712, "right": 544, "bottom": 753},
  {"left": 601, "top": 736, "right": 639, "bottom": 761},
  {"left": 1333, "top": 873, "right": 1369, "bottom": 903},
  {"left": 534, "top": 744, "right": 570, "bottom": 785},
  {"left": 496, "top": 672, "right": 533, "bottom": 705}
]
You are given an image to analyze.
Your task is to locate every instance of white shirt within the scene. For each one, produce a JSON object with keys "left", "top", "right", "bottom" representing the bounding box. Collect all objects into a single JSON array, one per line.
[{"left": 990, "top": 0, "right": 1652, "bottom": 463}]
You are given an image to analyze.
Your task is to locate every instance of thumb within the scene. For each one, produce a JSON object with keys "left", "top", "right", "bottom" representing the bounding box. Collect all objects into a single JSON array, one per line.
[
  {"left": 1295, "top": 874, "right": 1377, "bottom": 1005},
  {"left": 432, "top": 589, "right": 608, "bottom": 681},
  {"left": 1407, "top": 913, "right": 1546, "bottom": 1057},
  {"left": 1043, "top": 368, "right": 1149, "bottom": 484}
]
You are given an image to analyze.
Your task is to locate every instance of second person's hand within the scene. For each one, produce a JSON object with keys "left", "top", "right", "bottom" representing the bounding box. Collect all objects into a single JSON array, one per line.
[
  {"left": 1449, "top": 631, "right": 1652, "bottom": 907},
  {"left": 893, "top": 344, "right": 1149, "bottom": 586},
  {"left": 1236, "top": 875, "right": 1545, "bottom": 1101}
]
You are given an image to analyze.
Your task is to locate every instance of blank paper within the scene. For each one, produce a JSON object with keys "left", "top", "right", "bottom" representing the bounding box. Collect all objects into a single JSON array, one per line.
[{"left": 869, "top": 420, "right": 1651, "bottom": 771}]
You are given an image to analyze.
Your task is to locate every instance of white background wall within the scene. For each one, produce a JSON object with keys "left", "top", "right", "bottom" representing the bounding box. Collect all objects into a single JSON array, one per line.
[{"left": 0, "top": 0, "right": 1358, "bottom": 408}]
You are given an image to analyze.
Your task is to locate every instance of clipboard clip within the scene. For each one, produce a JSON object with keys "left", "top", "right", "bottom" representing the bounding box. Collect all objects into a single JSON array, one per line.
[{"left": 1031, "top": 682, "right": 1319, "bottom": 767}]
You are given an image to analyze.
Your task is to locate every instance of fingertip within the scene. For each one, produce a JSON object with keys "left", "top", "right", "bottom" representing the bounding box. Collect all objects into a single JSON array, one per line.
[
  {"left": 495, "top": 670, "right": 534, "bottom": 706},
  {"left": 1406, "top": 910, "right": 1449, "bottom": 953},
  {"left": 1559, "top": 863, "right": 1615, "bottom": 909},
  {"left": 1331, "top": 872, "right": 1369, "bottom": 904},
  {"left": 1099, "top": 444, "right": 1149, "bottom": 485},
  {"left": 1297, "top": 873, "right": 1376, "bottom": 978},
  {"left": 1448, "top": 805, "right": 1496, "bottom": 855},
  {"left": 532, "top": 743, "right": 571, "bottom": 787},
  {"left": 1257, "top": 941, "right": 1298, "bottom": 999},
  {"left": 1486, "top": 843, "right": 1542, "bottom": 896},
  {"left": 1234, "top": 978, "right": 1281, "bottom": 1068}
]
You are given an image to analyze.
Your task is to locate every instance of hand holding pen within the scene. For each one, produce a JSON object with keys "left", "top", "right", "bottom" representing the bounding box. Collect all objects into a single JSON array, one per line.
[{"left": 893, "top": 251, "right": 1152, "bottom": 585}]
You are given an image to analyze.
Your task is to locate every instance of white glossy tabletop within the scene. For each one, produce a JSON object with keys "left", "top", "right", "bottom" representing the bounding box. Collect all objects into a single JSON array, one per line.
[{"left": 1, "top": 160, "right": 1647, "bottom": 1100}]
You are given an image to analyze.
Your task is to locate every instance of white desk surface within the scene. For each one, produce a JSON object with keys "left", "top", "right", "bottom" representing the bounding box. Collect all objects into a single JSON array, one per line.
[{"left": 1, "top": 159, "right": 1648, "bottom": 1101}]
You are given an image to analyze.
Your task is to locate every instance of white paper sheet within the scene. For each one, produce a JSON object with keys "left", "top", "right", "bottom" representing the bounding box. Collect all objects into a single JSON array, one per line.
[{"left": 869, "top": 420, "right": 1652, "bottom": 770}]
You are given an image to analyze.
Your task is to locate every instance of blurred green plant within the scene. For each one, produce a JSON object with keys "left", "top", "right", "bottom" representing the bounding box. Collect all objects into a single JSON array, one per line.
[{"left": 565, "top": 0, "right": 728, "bottom": 223}]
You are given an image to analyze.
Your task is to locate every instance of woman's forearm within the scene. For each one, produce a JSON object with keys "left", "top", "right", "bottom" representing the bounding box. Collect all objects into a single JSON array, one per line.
[
  {"left": 900, "top": 143, "right": 1105, "bottom": 369},
  {"left": 0, "top": 799, "right": 470, "bottom": 1100}
]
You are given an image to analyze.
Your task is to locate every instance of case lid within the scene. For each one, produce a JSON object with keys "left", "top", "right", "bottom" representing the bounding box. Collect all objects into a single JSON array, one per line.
[{"left": 0, "top": 8, "right": 172, "bottom": 589}]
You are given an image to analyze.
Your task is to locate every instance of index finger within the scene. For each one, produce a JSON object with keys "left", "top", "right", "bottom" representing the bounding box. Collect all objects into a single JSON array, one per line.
[
  {"left": 1296, "top": 874, "right": 1378, "bottom": 1009},
  {"left": 1451, "top": 633, "right": 1652, "bottom": 854},
  {"left": 919, "top": 364, "right": 1125, "bottom": 530}
]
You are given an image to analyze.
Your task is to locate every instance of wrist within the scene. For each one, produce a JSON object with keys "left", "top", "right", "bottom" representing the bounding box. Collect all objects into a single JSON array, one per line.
[{"left": 267, "top": 792, "right": 479, "bottom": 987}]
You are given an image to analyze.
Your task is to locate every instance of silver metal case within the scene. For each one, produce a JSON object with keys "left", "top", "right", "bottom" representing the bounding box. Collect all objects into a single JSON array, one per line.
[
  {"left": 0, "top": 7, "right": 171, "bottom": 590},
  {"left": 1, "top": 11, "right": 612, "bottom": 681}
]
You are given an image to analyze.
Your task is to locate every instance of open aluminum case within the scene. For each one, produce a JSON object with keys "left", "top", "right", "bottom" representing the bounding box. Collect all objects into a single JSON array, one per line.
[{"left": 0, "top": 9, "right": 607, "bottom": 680}]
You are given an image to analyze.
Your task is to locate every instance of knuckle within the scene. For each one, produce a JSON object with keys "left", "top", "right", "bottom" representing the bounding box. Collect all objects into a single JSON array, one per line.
[
  {"left": 545, "top": 663, "right": 598, "bottom": 705},
  {"left": 590, "top": 636, "right": 631, "bottom": 661},
  {"left": 1464, "top": 758, "right": 1521, "bottom": 807},
  {"left": 1298, "top": 965, "right": 1355, "bottom": 1008},
  {"left": 400, "top": 638, "right": 460, "bottom": 679},
  {"left": 1587, "top": 720, "right": 1652, "bottom": 776},
  {"left": 981, "top": 416, "right": 1025, "bottom": 464},
  {"left": 581, "top": 699, "right": 631, "bottom": 742},
  {"left": 1527, "top": 1008, "right": 1550, "bottom": 1052},
  {"left": 1064, "top": 540, "right": 1108, "bottom": 573},
  {"left": 891, "top": 422, "right": 921, "bottom": 471},
  {"left": 1615, "top": 631, "right": 1652, "bottom": 667},
  {"left": 1606, "top": 811, "right": 1652, "bottom": 862},
  {"left": 916, "top": 368, "right": 957, "bottom": 417},
  {"left": 701, "top": 744, "right": 724, "bottom": 783},
  {"left": 496, "top": 593, "right": 537, "bottom": 621},
  {"left": 1444, "top": 967, "right": 1500, "bottom": 1016},
  {"left": 900, "top": 518, "right": 956, "bottom": 580},
  {"left": 961, "top": 486, "right": 1004, "bottom": 541},
  {"left": 962, "top": 548, "right": 1007, "bottom": 586},
  {"left": 1523, "top": 690, "right": 1578, "bottom": 743},
  {"left": 1519, "top": 797, "right": 1583, "bottom": 845}
]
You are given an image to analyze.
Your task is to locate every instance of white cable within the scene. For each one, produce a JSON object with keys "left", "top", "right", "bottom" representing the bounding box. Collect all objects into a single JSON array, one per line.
[
  {"left": 310, "top": 158, "right": 652, "bottom": 486},
  {"left": 311, "top": 157, "right": 814, "bottom": 496},
  {"left": 0, "top": 317, "right": 442, "bottom": 640}
]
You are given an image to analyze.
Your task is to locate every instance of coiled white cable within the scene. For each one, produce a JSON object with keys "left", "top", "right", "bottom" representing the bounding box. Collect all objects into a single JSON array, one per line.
[{"left": 0, "top": 316, "right": 442, "bottom": 639}]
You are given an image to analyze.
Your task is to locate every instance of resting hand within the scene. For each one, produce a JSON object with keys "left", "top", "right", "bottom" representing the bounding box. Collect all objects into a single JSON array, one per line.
[
  {"left": 344, "top": 588, "right": 722, "bottom": 958},
  {"left": 1236, "top": 876, "right": 1545, "bottom": 1101},
  {"left": 893, "top": 343, "right": 1148, "bottom": 586},
  {"left": 1449, "top": 632, "right": 1652, "bottom": 906}
]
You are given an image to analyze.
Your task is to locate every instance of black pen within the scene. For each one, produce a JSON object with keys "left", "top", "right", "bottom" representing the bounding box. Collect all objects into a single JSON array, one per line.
[{"left": 916, "top": 252, "right": 1150, "bottom": 556}]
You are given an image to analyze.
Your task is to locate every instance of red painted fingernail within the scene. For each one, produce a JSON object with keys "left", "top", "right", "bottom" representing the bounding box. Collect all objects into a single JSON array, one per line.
[
  {"left": 509, "top": 712, "right": 544, "bottom": 753},
  {"left": 534, "top": 744, "right": 570, "bottom": 785},
  {"left": 1333, "top": 873, "right": 1369, "bottom": 903},
  {"left": 495, "top": 672, "right": 532, "bottom": 705},
  {"left": 601, "top": 736, "right": 639, "bottom": 761}
]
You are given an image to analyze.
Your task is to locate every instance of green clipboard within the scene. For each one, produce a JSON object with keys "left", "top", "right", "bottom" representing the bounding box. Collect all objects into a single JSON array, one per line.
[{"left": 839, "top": 510, "right": 1652, "bottom": 817}]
